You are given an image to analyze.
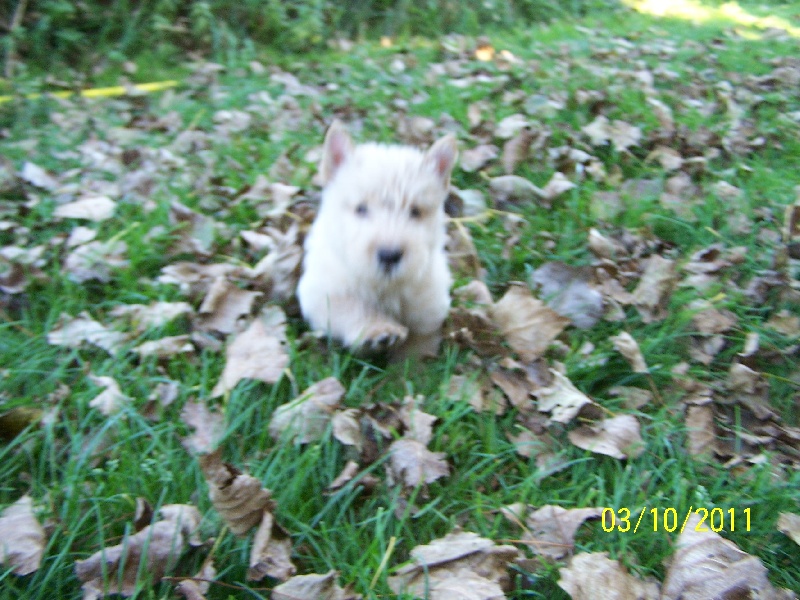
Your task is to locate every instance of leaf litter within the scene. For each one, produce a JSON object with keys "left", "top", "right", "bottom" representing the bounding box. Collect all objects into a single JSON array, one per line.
[{"left": 2, "top": 16, "right": 800, "bottom": 600}]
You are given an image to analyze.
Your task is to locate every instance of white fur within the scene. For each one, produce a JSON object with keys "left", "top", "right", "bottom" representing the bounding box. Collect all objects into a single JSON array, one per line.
[{"left": 297, "top": 122, "right": 456, "bottom": 357}]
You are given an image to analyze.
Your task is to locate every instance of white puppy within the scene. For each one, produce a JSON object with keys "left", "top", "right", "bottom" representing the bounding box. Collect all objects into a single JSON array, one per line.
[{"left": 297, "top": 121, "right": 457, "bottom": 358}]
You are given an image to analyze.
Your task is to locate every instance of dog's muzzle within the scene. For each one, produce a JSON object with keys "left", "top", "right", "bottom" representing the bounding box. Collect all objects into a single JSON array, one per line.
[{"left": 377, "top": 247, "right": 404, "bottom": 274}]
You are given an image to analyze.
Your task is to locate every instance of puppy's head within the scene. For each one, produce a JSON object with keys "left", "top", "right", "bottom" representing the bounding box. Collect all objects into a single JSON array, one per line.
[{"left": 317, "top": 121, "right": 457, "bottom": 283}]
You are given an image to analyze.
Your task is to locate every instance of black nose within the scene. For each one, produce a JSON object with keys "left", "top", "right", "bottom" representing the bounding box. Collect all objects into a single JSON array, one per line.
[{"left": 377, "top": 248, "right": 404, "bottom": 271}]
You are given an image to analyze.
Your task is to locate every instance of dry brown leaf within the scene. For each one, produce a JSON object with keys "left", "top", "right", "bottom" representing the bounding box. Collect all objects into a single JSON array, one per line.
[
  {"left": 688, "top": 299, "right": 737, "bottom": 335},
  {"left": 446, "top": 306, "right": 507, "bottom": 358},
  {"left": 645, "top": 146, "right": 683, "bottom": 171},
  {"left": 519, "top": 505, "right": 602, "bottom": 560},
  {"left": 490, "top": 284, "right": 570, "bottom": 361},
  {"left": 20, "top": 161, "right": 59, "bottom": 190},
  {"left": 328, "top": 460, "right": 360, "bottom": 492},
  {"left": 530, "top": 262, "right": 603, "bottom": 329},
  {"left": 558, "top": 552, "right": 660, "bottom": 600},
  {"left": 388, "top": 439, "right": 449, "bottom": 487},
  {"left": 211, "top": 306, "right": 289, "bottom": 397},
  {"left": 447, "top": 221, "right": 484, "bottom": 280},
  {"left": 157, "top": 262, "right": 245, "bottom": 298},
  {"left": 133, "top": 335, "right": 194, "bottom": 358},
  {"left": 541, "top": 172, "right": 577, "bottom": 202},
  {"left": 684, "top": 405, "right": 716, "bottom": 458},
  {"left": 502, "top": 128, "right": 535, "bottom": 174},
  {"left": 54, "top": 195, "right": 117, "bottom": 221},
  {"left": 200, "top": 451, "right": 274, "bottom": 536},
  {"left": 399, "top": 396, "right": 438, "bottom": 446},
  {"left": 181, "top": 399, "right": 225, "bottom": 454},
  {"left": 777, "top": 512, "right": 800, "bottom": 546},
  {"left": 272, "top": 570, "right": 361, "bottom": 600},
  {"left": 461, "top": 144, "right": 499, "bottom": 172},
  {"left": 534, "top": 370, "right": 597, "bottom": 424},
  {"left": 248, "top": 509, "right": 296, "bottom": 582},
  {"left": 47, "top": 312, "right": 128, "bottom": 355},
  {"left": 495, "top": 113, "right": 530, "bottom": 138},
  {"left": 582, "top": 116, "right": 642, "bottom": 152},
  {"left": 568, "top": 415, "right": 644, "bottom": 459},
  {"left": 449, "top": 373, "right": 505, "bottom": 414},
  {"left": 110, "top": 301, "right": 193, "bottom": 334},
  {"left": 88, "top": 375, "right": 130, "bottom": 415},
  {"left": 76, "top": 504, "right": 202, "bottom": 600},
  {"left": 388, "top": 530, "right": 520, "bottom": 599},
  {"left": 488, "top": 175, "right": 545, "bottom": 207},
  {"left": 175, "top": 562, "right": 216, "bottom": 600},
  {"left": 661, "top": 513, "right": 795, "bottom": 600},
  {"left": 198, "top": 277, "right": 262, "bottom": 334},
  {"left": 169, "top": 202, "right": 217, "bottom": 256},
  {"left": 331, "top": 409, "right": 363, "bottom": 450},
  {"left": 269, "top": 377, "right": 345, "bottom": 444},
  {"left": 490, "top": 366, "right": 533, "bottom": 410},
  {"left": 246, "top": 224, "right": 304, "bottom": 303},
  {"left": 632, "top": 255, "right": 676, "bottom": 323},
  {"left": 610, "top": 332, "right": 648, "bottom": 373},
  {"left": 0, "top": 495, "right": 46, "bottom": 575},
  {"left": 65, "top": 239, "right": 129, "bottom": 283}
]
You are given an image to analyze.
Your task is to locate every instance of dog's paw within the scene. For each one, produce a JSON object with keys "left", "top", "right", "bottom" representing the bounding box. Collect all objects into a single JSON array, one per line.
[{"left": 359, "top": 321, "right": 409, "bottom": 352}]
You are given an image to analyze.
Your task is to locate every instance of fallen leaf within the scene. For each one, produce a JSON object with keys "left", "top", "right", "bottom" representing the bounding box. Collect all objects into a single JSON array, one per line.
[
  {"left": 541, "top": 171, "right": 576, "bottom": 202},
  {"left": 610, "top": 332, "right": 648, "bottom": 373},
  {"left": 530, "top": 262, "right": 604, "bottom": 329},
  {"left": 47, "top": 312, "right": 127, "bottom": 355},
  {"left": 568, "top": 415, "right": 644, "bottom": 459},
  {"left": 110, "top": 301, "right": 193, "bottom": 334},
  {"left": 198, "top": 278, "right": 262, "bottom": 334},
  {"left": 76, "top": 504, "right": 202, "bottom": 600},
  {"left": 88, "top": 374, "right": 130, "bottom": 415},
  {"left": 777, "top": 512, "right": 800, "bottom": 546},
  {"left": 64, "top": 239, "right": 129, "bottom": 283},
  {"left": 211, "top": 307, "right": 289, "bottom": 397},
  {"left": 248, "top": 508, "right": 296, "bottom": 582},
  {"left": 502, "top": 128, "right": 535, "bottom": 174},
  {"left": 632, "top": 255, "right": 676, "bottom": 323},
  {"left": 134, "top": 335, "right": 194, "bottom": 358},
  {"left": 170, "top": 202, "right": 217, "bottom": 256},
  {"left": 490, "top": 284, "right": 570, "bottom": 361},
  {"left": 175, "top": 562, "right": 216, "bottom": 600},
  {"left": 20, "top": 161, "right": 59, "bottom": 190},
  {"left": 558, "top": 552, "right": 660, "bottom": 600},
  {"left": 0, "top": 495, "right": 46, "bottom": 575},
  {"left": 684, "top": 405, "right": 716, "bottom": 458},
  {"left": 388, "top": 530, "right": 520, "bottom": 599},
  {"left": 388, "top": 439, "right": 449, "bottom": 487},
  {"left": 582, "top": 116, "right": 642, "bottom": 151},
  {"left": 199, "top": 451, "right": 274, "bottom": 536},
  {"left": 181, "top": 399, "right": 225, "bottom": 454},
  {"left": 269, "top": 377, "right": 345, "bottom": 444},
  {"left": 461, "top": 144, "right": 499, "bottom": 172},
  {"left": 331, "top": 409, "right": 363, "bottom": 451},
  {"left": 488, "top": 175, "right": 545, "bottom": 207},
  {"left": 519, "top": 505, "right": 602, "bottom": 559},
  {"left": 661, "top": 513, "right": 795, "bottom": 600},
  {"left": 534, "top": 370, "right": 597, "bottom": 424},
  {"left": 54, "top": 195, "right": 117, "bottom": 221},
  {"left": 495, "top": 113, "right": 530, "bottom": 138},
  {"left": 272, "top": 570, "right": 361, "bottom": 600}
]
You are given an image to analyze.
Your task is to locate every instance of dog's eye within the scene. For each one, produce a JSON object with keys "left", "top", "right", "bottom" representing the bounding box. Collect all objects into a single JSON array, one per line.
[
  {"left": 409, "top": 206, "right": 422, "bottom": 219},
  {"left": 355, "top": 203, "right": 368, "bottom": 217}
]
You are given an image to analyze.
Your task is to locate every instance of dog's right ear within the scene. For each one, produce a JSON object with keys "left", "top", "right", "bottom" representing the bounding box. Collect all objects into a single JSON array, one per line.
[{"left": 320, "top": 120, "right": 354, "bottom": 185}]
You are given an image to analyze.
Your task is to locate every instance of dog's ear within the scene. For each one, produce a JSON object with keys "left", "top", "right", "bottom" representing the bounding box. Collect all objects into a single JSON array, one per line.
[
  {"left": 425, "top": 135, "right": 458, "bottom": 187},
  {"left": 320, "top": 120, "right": 354, "bottom": 184}
]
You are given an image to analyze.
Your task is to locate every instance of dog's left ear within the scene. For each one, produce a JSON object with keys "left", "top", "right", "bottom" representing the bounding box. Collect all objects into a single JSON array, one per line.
[{"left": 425, "top": 135, "right": 458, "bottom": 186}]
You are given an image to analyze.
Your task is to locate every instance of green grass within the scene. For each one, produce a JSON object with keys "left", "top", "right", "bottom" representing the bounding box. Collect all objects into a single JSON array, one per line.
[{"left": 2, "top": 4, "right": 800, "bottom": 599}]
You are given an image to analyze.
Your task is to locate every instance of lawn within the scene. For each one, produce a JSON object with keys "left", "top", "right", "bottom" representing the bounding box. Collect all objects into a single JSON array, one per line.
[{"left": 1, "top": 3, "right": 799, "bottom": 599}]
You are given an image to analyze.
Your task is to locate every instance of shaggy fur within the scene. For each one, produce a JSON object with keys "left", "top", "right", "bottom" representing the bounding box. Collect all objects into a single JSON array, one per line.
[{"left": 297, "top": 121, "right": 457, "bottom": 358}]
